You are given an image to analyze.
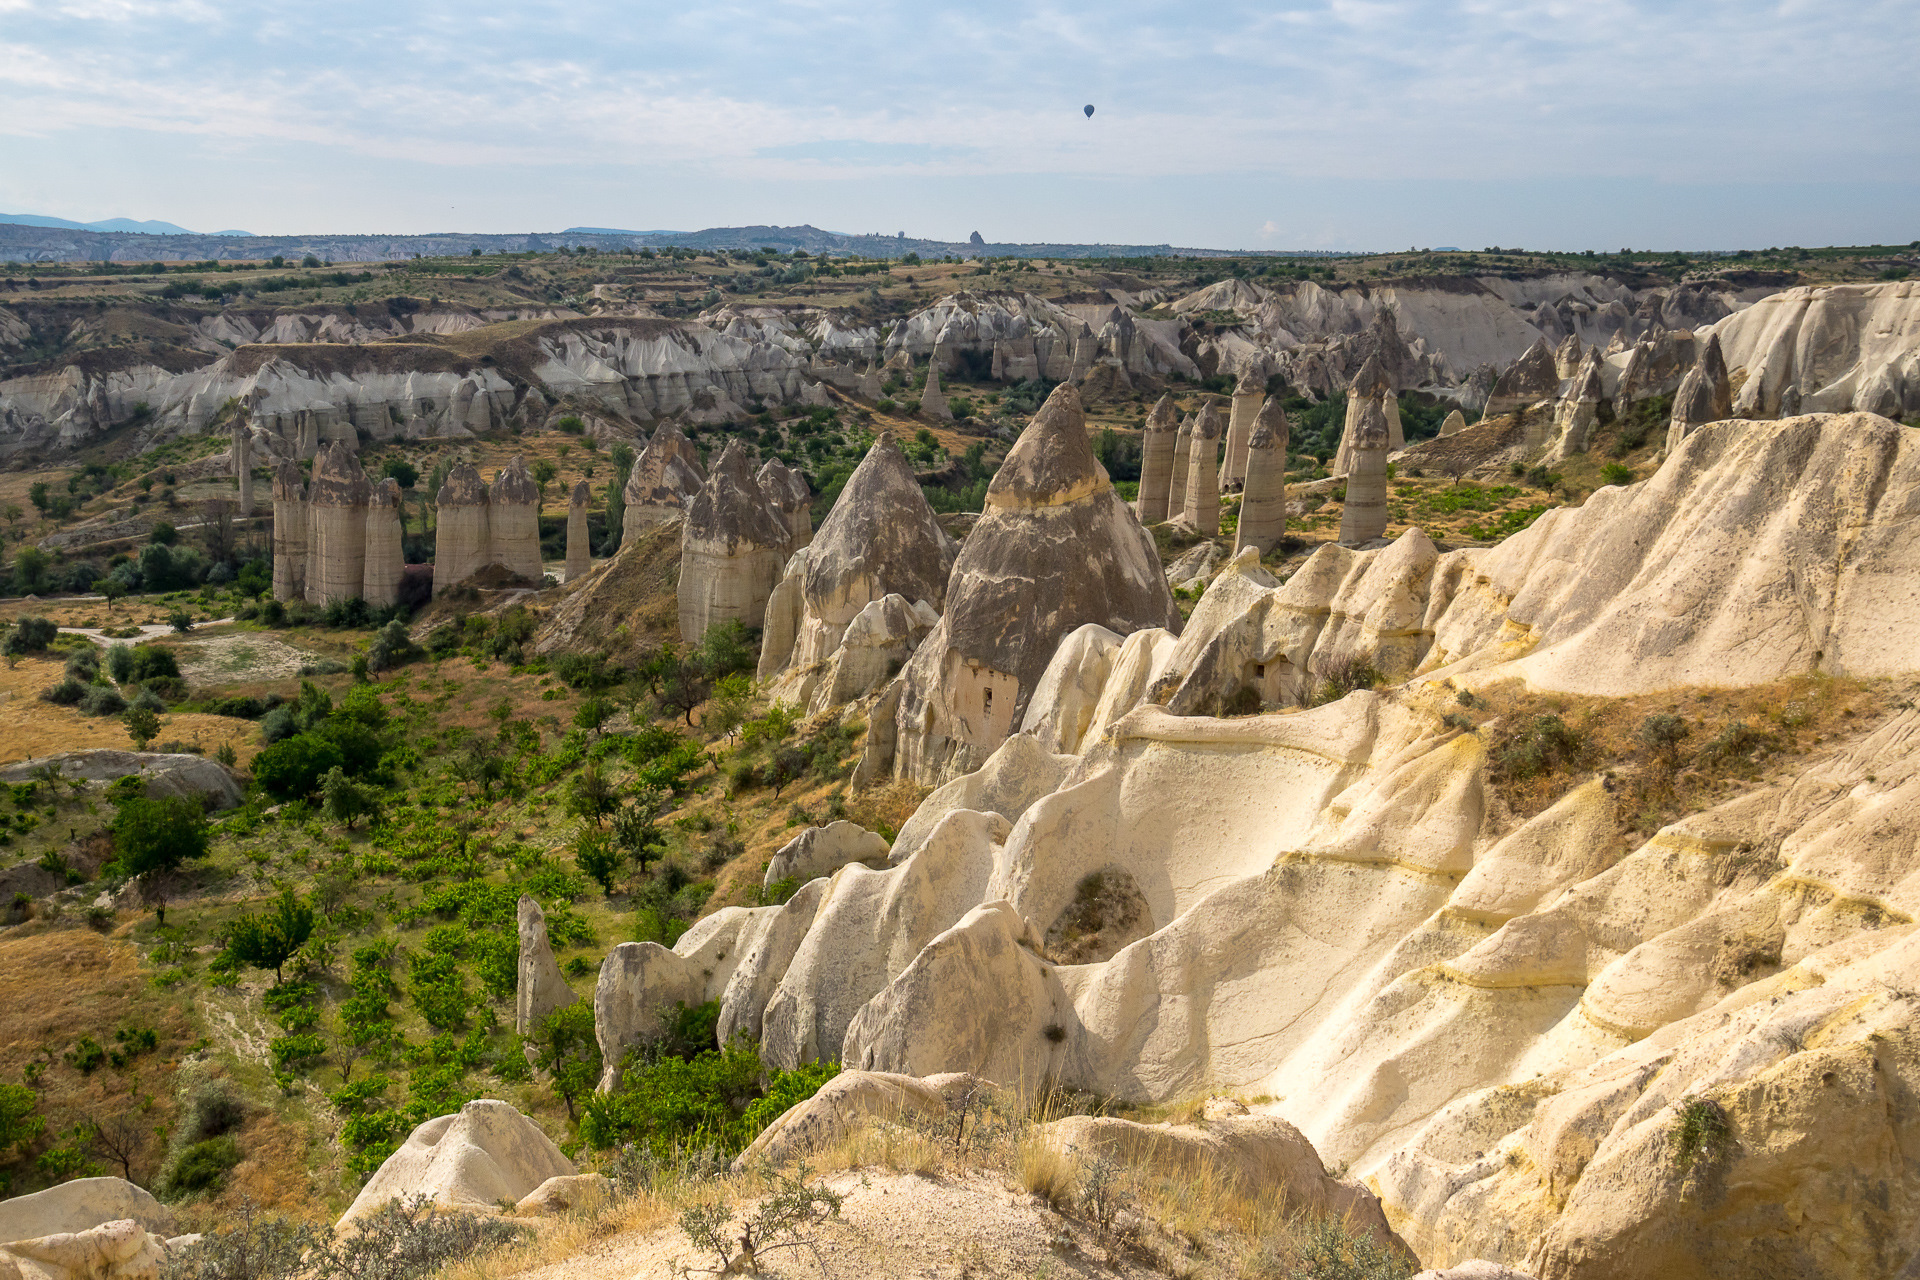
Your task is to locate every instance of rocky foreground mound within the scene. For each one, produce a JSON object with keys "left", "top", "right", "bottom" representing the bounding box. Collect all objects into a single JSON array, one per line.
[{"left": 590, "top": 409, "right": 1920, "bottom": 1279}]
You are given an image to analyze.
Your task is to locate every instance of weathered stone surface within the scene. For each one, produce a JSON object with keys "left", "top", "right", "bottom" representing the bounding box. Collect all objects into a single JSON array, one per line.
[
  {"left": 730, "top": 1070, "right": 984, "bottom": 1170},
  {"left": 1135, "top": 394, "right": 1179, "bottom": 526},
  {"left": 564, "top": 480, "right": 591, "bottom": 582},
  {"left": 0, "top": 1219, "right": 167, "bottom": 1280},
  {"left": 1180, "top": 400, "right": 1224, "bottom": 535},
  {"left": 1335, "top": 353, "right": 1403, "bottom": 473},
  {"left": 755, "top": 457, "right": 812, "bottom": 553},
  {"left": 764, "top": 821, "right": 890, "bottom": 891},
  {"left": 515, "top": 896, "right": 578, "bottom": 1040},
  {"left": 919, "top": 361, "right": 951, "bottom": 420},
  {"left": 677, "top": 440, "right": 790, "bottom": 641},
  {"left": 1439, "top": 408, "right": 1469, "bottom": 436},
  {"left": 514, "top": 1173, "right": 608, "bottom": 1217},
  {"left": 304, "top": 443, "right": 370, "bottom": 604},
  {"left": 1220, "top": 366, "right": 1265, "bottom": 490},
  {"left": 1717, "top": 281, "right": 1920, "bottom": 419},
  {"left": 0, "top": 1179, "right": 172, "bottom": 1243},
  {"left": 1665, "top": 364, "right": 1718, "bottom": 454},
  {"left": 1484, "top": 337, "right": 1559, "bottom": 418},
  {"left": 0, "top": 750, "right": 243, "bottom": 809},
  {"left": 1167, "top": 413, "right": 1193, "bottom": 517},
  {"left": 1544, "top": 352, "right": 1604, "bottom": 465},
  {"left": 488, "top": 456, "right": 543, "bottom": 583},
  {"left": 872, "top": 384, "right": 1180, "bottom": 785},
  {"left": 338, "top": 1100, "right": 573, "bottom": 1225},
  {"left": 758, "top": 433, "right": 955, "bottom": 707},
  {"left": 362, "top": 477, "right": 405, "bottom": 606},
  {"left": 432, "top": 462, "right": 491, "bottom": 594},
  {"left": 270, "top": 459, "right": 307, "bottom": 600},
  {"left": 1337, "top": 398, "right": 1390, "bottom": 545},
  {"left": 1234, "top": 394, "right": 1290, "bottom": 555},
  {"left": 621, "top": 423, "right": 705, "bottom": 541},
  {"left": 1698, "top": 330, "right": 1733, "bottom": 419}
]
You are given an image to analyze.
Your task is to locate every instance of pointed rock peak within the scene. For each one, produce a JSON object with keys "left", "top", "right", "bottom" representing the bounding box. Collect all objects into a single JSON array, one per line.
[
  {"left": 309, "top": 444, "right": 370, "bottom": 505},
  {"left": 1556, "top": 333, "right": 1582, "bottom": 359},
  {"left": 1234, "top": 366, "right": 1265, "bottom": 395},
  {"left": 1674, "top": 366, "right": 1716, "bottom": 424},
  {"left": 1177, "top": 413, "right": 1195, "bottom": 436},
  {"left": 1145, "top": 393, "right": 1179, "bottom": 433},
  {"left": 272, "top": 458, "right": 305, "bottom": 498},
  {"left": 438, "top": 461, "right": 488, "bottom": 506},
  {"left": 756, "top": 456, "right": 791, "bottom": 485},
  {"left": 491, "top": 455, "right": 539, "bottom": 505},
  {"left": 1354, "top": 398, "right": 1391, "bottom": 450},
  {"left": 689, "top": 440, "right": 790, "bottom": 545},
  {"left": 986, "top": 382, "right": 1109, "bottom": 512},
  {"left": 1701, "top": 331, "right": 1729, "bottom": 382},
  {"left": 712, "top": 438, "right": 756, "bottom": 483},
  {"left": 570, "top": 480, "right": 592, "bottom": 505},
  {"left": 1348, "top": 352, "right": 1386, "bottom": 395},
  {"left": 1192, "top": 399, "right": 1225, "bottom": 439},
  {"left": 1574, "top": 359, "right": 1605, "bottom": 401},
  {"left": 1249, "top": 395, "right": 1291, "bottom": 448}
]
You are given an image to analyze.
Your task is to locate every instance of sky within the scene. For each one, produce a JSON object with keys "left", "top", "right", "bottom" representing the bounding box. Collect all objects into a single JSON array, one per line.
[{"left": 0, "top": 0, "right": 1916, "bottom": 251}]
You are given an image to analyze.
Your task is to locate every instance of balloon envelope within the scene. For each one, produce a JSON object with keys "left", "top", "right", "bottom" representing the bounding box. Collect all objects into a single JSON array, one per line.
[{"left": 1084, "top": 104, "right": 1095, "bottom": 118}]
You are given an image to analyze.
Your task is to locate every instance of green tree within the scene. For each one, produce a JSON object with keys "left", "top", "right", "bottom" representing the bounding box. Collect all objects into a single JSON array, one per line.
[
  {"left": 322, "top": 766, "right": 378, "bottom": 829},
  {"left": 532, "top": 459, "right": 558, "bottom": 499},
  {"left": 123, "top": 703, "right": 161, "bottom": 749},
  {"left": 251, "top": 733, "right": 345, "bottom": 800},
  {"left": 567, "top": 762, "right": 618, "bottom": 828},
  {"left": 112, "top": 795, "right": 209, "bottom": 875},
  {"left": 706, "top": 674, "right": 754, "bottom": 742},
  {"left": 99, "top": 577, "right": 127, "bottom": 613},
  {"left": 572, "top": 696, "right": 612, "bottom": 737},
  {"left": 0, "top": 1083, "right": 44, "bottom": 1155},
  {"left": 224, "top": 887, "right": 315, "bottom": 983},
  {"left": 527, "top": 1002, "right": 600, "bottom": 1121},
  {"left": 575, "top": 830, "right": 622, "bottom": 897}
]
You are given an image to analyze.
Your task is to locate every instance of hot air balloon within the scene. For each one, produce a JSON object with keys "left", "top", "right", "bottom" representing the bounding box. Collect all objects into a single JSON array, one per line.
[{"left": 1084, "top": 104, "right": 1095, "bottom": 118}]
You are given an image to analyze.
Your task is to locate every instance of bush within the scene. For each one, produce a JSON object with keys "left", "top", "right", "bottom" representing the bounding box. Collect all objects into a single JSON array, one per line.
[
  {"left": 1494, "top": 714, "right": 1591, "bottom": 781},
  {"left": 367, "top": 620, "right": 422, "bottom": 672},
  {"left": 40, "top": 677, "right": 86, "bottom": 706},
  {"left": 130, "top": 644, "right": 181, "bottom": 681},
  {"left": 112, "top": 794, "right": 210, "bottom": 875},
  {"left": 579, "top": 1033, "right": 839, "bottom": 1158},
  {"left": 3, "top": 616, "right": 57, "bottom": 656},
  {"left": 107, "top": 643, "right": 135, "bottom": 683},
  {"left": 252, "top": 733, "right": 346, "bottom": 800},
  {"left": 160, "top": 1135, "right": 241, "bottom": 1196},
  {"left": 79, "top": 685, "right": 128, "bottom": 717}
]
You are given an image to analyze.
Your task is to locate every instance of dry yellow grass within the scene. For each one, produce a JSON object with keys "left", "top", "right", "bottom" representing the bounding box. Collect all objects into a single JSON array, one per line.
[{"left": 0, "top": 653, "right": 259, "bottom": 767}]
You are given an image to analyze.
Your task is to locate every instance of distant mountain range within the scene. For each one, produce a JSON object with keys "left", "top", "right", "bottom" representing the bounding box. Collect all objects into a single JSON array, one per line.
[
  {"left": 0, "top": 219, "right": 1288, "bottom": 265},
  {"left": 0, "top": 212, "right": 253, "bottom": 236}
]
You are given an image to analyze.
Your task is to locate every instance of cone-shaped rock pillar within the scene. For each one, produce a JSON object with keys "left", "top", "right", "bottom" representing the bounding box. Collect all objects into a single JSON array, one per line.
[
  {"left": 622, "top": 424, "right": 706, "bottom": 543},
  {"left": 1181, "top": 401, "right": 1224, "bottom": 536},
  {"left": 920, "top": 362, "right": 952, "bottom": 420},
  {"left": 305, "top": 444, "right": 371, "bottom": 605},
  {"left": 1337, "top": 399, "right": 1390, "bottom": 546},
  {"left": 1221, "top": 368, "right": 1265, "bottom": 491},
  {"left": 677, "top": 441, "right": 792, "bottom": 642},
  {"left": 1667, "top": 365, "right": 1719, "bottom": 455},
  {"left": 489, "top": 456, "right": 543, "bottom": 583},
  {"left": 565, "top": 480, "right": 592, "bottom": 582},
  {"left": 1167, "top": 413, "right": 1194, "bottom": 518},
  {"left": 363, "top": 478, "right": 405, "bottom": 607},
  {"left": 873, "top": 384, "right": 1180, "bottom": 786},
  {"left": 756, "top": 458, "right": 812, "bottom": 555},
  {"left": 271, "top": 460, "right": 307, "bottom": 601},
  {"left": 1234, "top": 396, "right": 1291, "bottom": 556},
  {"left": 432, "top": 462, "right": 491, "bottom": 595},
  {"left": 1135, "top": 394, "right": 1179, "bottom": 525}
]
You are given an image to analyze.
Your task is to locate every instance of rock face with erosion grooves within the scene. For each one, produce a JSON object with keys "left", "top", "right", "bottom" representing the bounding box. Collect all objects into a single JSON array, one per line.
[
  {"left": 1234, "top": 394, "right": 1290, "bottom": 555},
  {"left": 0, "top": 1218, "right": 168, "bottom": 1280},
  {"left": 621, "top": 422, "right": 705, "bottom": 541},
  {"left": 1483, "top": 336, "right": 1559, "bottom": 419},
  {"left": 302, "top": 443, "right": 370, "bottom": 605},
  {"left": 1134, "top": 393, "right": 1179, "bottom": 525},
  {"left": 1221, "top": 366, "right": 1265, "bottom": 490},
  {"left": 515, "top": 895, "right": 578, "bottom": 1040},
  {"left": 564, "top": 480, "right": 591, "bottom": 582},
  {"left": 0, "top": 1177, "right": 173, "bottom": 1242},
  {"left": 755, "top": 456, "right": 812, "bottom": 554},
  {"left": 430, "top": 462, "right": 491, "bottom": 594},
  {"left": 338, "top": 1100, "right": 573, "bottom": 1225},
  {"left": 1180, "top": 400, "right": 1224, "bottom": 535},
  {"left": 1167, "top": 413, "right": 1193, "bottom": 517},
  {"left": 757, "top": 432, "right": 956, "bottom": 711},
  {"left": 919, "top": 361, "right": 951, "bottom": 420},
  {"left": 1337, "top": 397, "right": 1390, "bottom": 545},
  {"left": 270, "top": 459, "right": 307, "bottom": 600},
  {"left": 677, "top": 439, "right": 791, "bottom": 641},
  {"left": 487, "top": 456, "right": 543, "bottom": 583},
  {"left": 1715, "top": 281, "right": 1920, "bottom": 419},
  {"left": 867, "top": 383, "right": 1180, "bottom": 786},
  {"left": 362, "top": 477, "right": 404, "bottom": 607}
]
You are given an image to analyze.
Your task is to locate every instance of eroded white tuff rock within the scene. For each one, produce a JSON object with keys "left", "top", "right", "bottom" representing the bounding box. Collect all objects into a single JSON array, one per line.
[
  {"left": 0, "top": 1219, "right": 168, "bottom": 1280},
  {"left": 763, "top": 821, "right": 892, "bottom": 891},
  {"left": 1337, "top": 398, "right": 1390, "bottom": 545},
  {"left": 1665, "top": 364, "right": 1719, "bottom": 455},
  {"left": 864, "top": 384, "right": 1180, "bottom": 786},
  {"left": 1715, "top": 280, "right": 1920, "bottom": 419},
  {"left": 361, "top": 477, "right": 405, "bottom": 607},
  {"left": 1335, "top": 354, "right": 1403, "bottom": 474},
  {"left": 1543, "top": 352, "right": 1604, "bottom": 465},
  {"left": 677, "top": 440, "right": 790, "bottom": 641},
  {"left": 1167, "top": 413, "right": 1194, "bottom": 518},
  {"left": 732, "top": 1070, "right": 975, "bottom": 1170},
  {"left": 755, "top": 457, "right": 812, "bottom": 554},
  {"left": 339, "top": 1100, "right": 573, "bottom": 1226},
  {"left": 0, "top": 1178, "right": 173, "bottom": 1242},
  {"left": 1134, "top": 394, "right": 1179, "bottom": 525},
  {"left": 1234, "top": 395, "right": 1290, "bottom": 555},
  {"left": 1553, "top": 332, "right": 1583, "bottom": 380},
  {"left": 488, "top": 456, "right": 543, "bottom": 583},
  {"left": 1220, "top": 366, "right": 1266, "bottom": 490},
  {"left": 514, "top": 895, "right": 578, "bottom": 1040},
  {"left": 1439, "top": 409, "right": 1469, "bottom": 436},
  {"left": 1482, "top": 337, "right": 1560, "bottom": 420},
  {"left": 758, "top": 432, "right": 955, "bottom": 713},
  {"left": 1180, "top": 400, "right": 1225, "bottom": 536},
  {"left": 564, "top": 480, "right": 591, "bottom": 582},
  {"left": 621, "top": 423, "right": 705, "bottom": 541},
  {"left": 270, "top": 459, "right": 307, "bottom": 600},
  {"left": 303, "top": 443, "right": 370, "bottom": 605},
  {"left": 431, "top": 462, "right": 491, "bottom": 594},
  {"left": 919, "top": 361, "right": 952, "bottom": 420}
]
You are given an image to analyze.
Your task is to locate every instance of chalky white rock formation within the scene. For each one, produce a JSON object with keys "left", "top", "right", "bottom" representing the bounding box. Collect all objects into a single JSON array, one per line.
[
  {"left": 864, "top": 384, "right": 1180, "bottom": 786},
  {"left": 1233, "top": 395, "right": 1290, "bottom": 555},
  {"left": 1220, "top": 366, "right": 1265, "bottom": 490},
  {"left": 488, "top": 456, "right": 543, "bottom": 583},
  {"left": 621, "top": 422, "right": 705, "bottom": 540},
  {"left": 1337, "top": 398, "right": 1390, "bottom": 545},
  {"left": 515, "top": 895, "right": 578, "bottom": 1040},
  {"left": 1167, "top": 413, "right": 1193, "bottom": 518},
  {"left": 303, "top": 443, "right": 370, "bottom": 605},
  {"left": 676, "top": 440, "right": 791, "bottom": 641},
  {"left": 755, "top": 457, "right": 812, "bottom": 554},
  {"left": 338, "top": 1100, "right": 573, "bottom": 1226},
  {"left": 1482, "top": 337, "right": 1560, "bottom": 419},
  {"left": 362, "top": 477, "right": 405, "bottom": 607},
  {"left": 919, "top": 362, "right": 952, "bottom": 420},
  {"left": 1134, "top": 394, "right": 1179, "bottom": 525},
  {"left": 1180, "top": 400, "right": 1224, "bottom": 535},
  {"left": 1715, "top": 281, "right": 1920, "bottom": 419},
  {"left": 270, "top": 459, "right": 308, "bottom": 600}
]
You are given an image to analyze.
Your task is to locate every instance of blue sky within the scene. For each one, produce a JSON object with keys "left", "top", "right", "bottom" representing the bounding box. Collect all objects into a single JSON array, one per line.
[{"left": 1, "top": 0, "right": 1915, "bottom": 249}]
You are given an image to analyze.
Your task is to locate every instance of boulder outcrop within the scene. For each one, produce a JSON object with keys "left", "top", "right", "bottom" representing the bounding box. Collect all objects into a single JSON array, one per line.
[
  {"left": 338, "top": 1100, "right": 573, "bottom": 1226},
  {"left": 763, "top": 821, "right": 891, "bottom": 890},
  {"left": 864, "top": 384, "right": 1180, "bottom": 785},
  {"left": 0, "top": 1178, "right": 172, "bottom": 1242},
  {"left": 514, "top": 895, "right": 578, "bottom": 1040},
  {"left": 677, "top": 440, "right": 791, "bottom": 641},
  {"left": 0, "top": 1219, "right": 167, "bottom": 1280}
]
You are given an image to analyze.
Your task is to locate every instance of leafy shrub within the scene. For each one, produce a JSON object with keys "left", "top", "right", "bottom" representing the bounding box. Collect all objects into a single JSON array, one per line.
[
  {"left": 39, "top": 677, "right": 86, "bottom": 706},
  {"left": 1672, "top": 1097, "right": 1731, "bottom": 1171},
  {"left": 1312, "top": 655, "right": 1383, "bottom": 707},
  {"left": 1493, "top": 714, "right": 1591, "bottom": 781},
  {"left": 251, "top": 733, "right": 345, "bottom": 800},
  {"left": 129, "top": 643, "right": 180, "bottom": 681},
  {"left": 79, "top": 685, "right": 128, "bottom": 717},
  {"left": 4, "top": 616, "right": 58, "bottom": 656},
  {"left": 580, "top": 1032, "right": 839, "bottom": 1159},
  {"left": 160, "top": 1135, "right": 241, "bottom": 1196},
  {"left": 113, "top": 794, "right": 211, "bottom": 875},
  {"left": 107, "top": 643, "right": 135, "bottom": 683}
]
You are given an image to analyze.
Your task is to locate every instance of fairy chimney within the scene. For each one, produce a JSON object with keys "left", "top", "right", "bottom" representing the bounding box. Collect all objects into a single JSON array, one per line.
[
  {"left": 1666, "top": 365, "right": 1719, "bottom": 455},
  {"left": 622, "top": 423, "right": 707, "bottom": 542},
  {"left": 756, "top": 457, "right": 813, "bottom": 554},
  {"left": 1220, "top": 367, "right": 1265, "bottom": 491},
  {"left": 362, "top": 478, "right": 405, "bottom": 607},
  {"left": 1337, "top": 399, "right": 1390, "bottom": 546},
  {"left": 489, "top": 456, "right": 543, "bottom": 583},
  {"left": 305, "top": 444, "right": 372, "bottom": 605},
  {"left": 1181, "top": 401, "right": 1225, "bottom": 536},
  {"left": 1234, "top": 396, "right": 1291, "bottom": 556},
  {"left": 1135, "top": 394, "right": 1180, "bottom": 525},
  {"left": 920, "top": 362, "right": 952, "bottom": 421},
  {"left": 271, "top": 459, "right": 307, "bottom": 601},
  {"left": 565, "top": 480, "right": 592, "bottom": 582},
  {"left": 1168, "top": 413, "right": 1195, "bottom": 520},
  {"left": 432, "top": 462, "right": 492, "bottom": 595},
  {"left": 677, "top": 440, "right": 792, "bottom": 641}
]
